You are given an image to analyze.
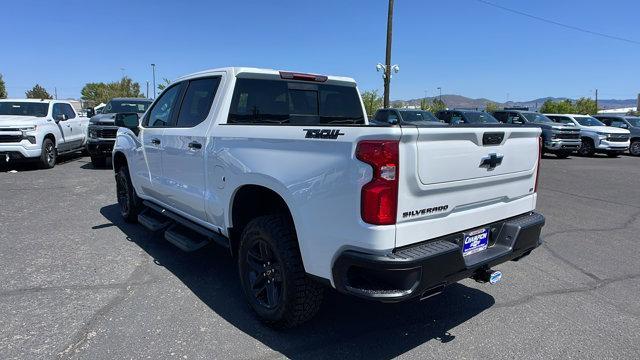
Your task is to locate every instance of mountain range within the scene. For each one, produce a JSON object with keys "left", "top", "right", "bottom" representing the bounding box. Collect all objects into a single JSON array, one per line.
[{"left": 394, "top": 95, "right": 638, "bottom": 110}]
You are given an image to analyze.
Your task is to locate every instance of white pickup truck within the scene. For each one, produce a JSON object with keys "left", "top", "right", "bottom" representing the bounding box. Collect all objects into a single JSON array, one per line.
[
  {"left": 0, "top": 99, "right": 89, "bottom": 168},
  {"left": 112, "top": 67, "right": 545, "bottom": 328}
]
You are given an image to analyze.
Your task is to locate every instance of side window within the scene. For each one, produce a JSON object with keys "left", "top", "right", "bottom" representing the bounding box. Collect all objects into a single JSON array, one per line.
[
  {"left": 436, "top": 111, "right": 451, "bottom": 123},
  {"left": 175, "top": 77, "right": 221, "bottom": 128},
  {"left": 508, "top": 112, "right": 524, "bottom": 124},
  {"left": 61, "top": 104, "right": 76, "bottom": 119},
  {"left": 451, "top": 113, "right": 464, "bottom": 125},
  {"left": 375, "top": 110, "right": 388, "bottom": 122},
  {"left": 610, "top": 119, "right": 626, "bottom": 128},
  {"left": 144, "top": 84, "right": 183, "bottom": 128},
  {"left": 493, "top": 112, "right": 508, "bottom": 123},
  {"left": 387, "top": 111, "right": 399, "bottom": 124},
  {"left": 52, "top": 104, "right": 65, "bottom": 119}
]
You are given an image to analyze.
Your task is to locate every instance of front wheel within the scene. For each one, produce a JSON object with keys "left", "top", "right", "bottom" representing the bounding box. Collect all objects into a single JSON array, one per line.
[
  {"left": 38, "top": 138, "right": 57, "bottom": 169},
  {"left": 238, "top": 215, "right": 324, "bottom": 328},
  {"left": 629, "top": 140, "right": 640, "bottom": 156},
  {"left": 578, "top": 139, "right": 595, "bottom": 157},
  {"left": 115, "top": 166, "right": 141, "bottom": 222}
]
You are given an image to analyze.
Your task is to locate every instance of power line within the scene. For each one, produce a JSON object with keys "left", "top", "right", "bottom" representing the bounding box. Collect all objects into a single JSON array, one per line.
[{"left": 472, "top": 0, "right": 640, "bottom": 46}]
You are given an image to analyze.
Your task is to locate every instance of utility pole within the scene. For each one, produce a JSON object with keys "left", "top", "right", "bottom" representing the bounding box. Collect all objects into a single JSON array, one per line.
[
  {"left": 595, "top": 88, "right": 598, "bottom": 112},
  {"left": 54, "top": 87, "right": 58, "bottom": 100},
  {"left": 151, "top": 64, "right": 157, "bottom": 99},
  {"left": 146, "top": 81, "right": 150, "bottom": 99},
  {"left": 438, "top": 87, "right": 442, "bottom": 102},
  {"left": 383, "top": 0, "right": 394, "bottom": 108}
]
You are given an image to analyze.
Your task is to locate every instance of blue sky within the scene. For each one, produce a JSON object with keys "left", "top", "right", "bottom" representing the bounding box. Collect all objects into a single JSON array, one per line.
[{"left": 1, "top": 0, "right": 639, "bottom": 101}]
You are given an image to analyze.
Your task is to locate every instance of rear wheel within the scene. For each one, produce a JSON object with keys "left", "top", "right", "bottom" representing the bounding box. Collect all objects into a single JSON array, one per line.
[
  {"left": 38, "top": 138, "right": 56, "bottom": 169},
  {"left": 115, "top": 165, "right": 141, "bottom": 222},
  {"left": 578, "top": 138, "right": 595, "bottom": 157},
  {"left": 629, "top": 140, "right": 640, "bottom": 156},
  {"left": 238, "top": 215, "right": 323, "bottom": 328}
]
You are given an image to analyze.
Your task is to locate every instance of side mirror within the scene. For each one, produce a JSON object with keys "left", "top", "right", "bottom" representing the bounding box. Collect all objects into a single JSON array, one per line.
[
  {"left": 54, "top": 114, "right": 67, "bottom": 123},
  {"left": 114, "top": 112, "right": 140, "bottom": 135},
  {"left": 86, "top": 108, "right": 95, "bottom": 118}
]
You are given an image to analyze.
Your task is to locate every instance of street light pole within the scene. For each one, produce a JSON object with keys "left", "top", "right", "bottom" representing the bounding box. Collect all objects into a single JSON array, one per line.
[
  {"left": 151, "top": 64, "right": 156, "bottom": 99},
  {"left": 438, "top": 87, "right": 442, "bottom": 102},
  {"left": 383, "top": 0, "right": 394, "bottom": 108}
]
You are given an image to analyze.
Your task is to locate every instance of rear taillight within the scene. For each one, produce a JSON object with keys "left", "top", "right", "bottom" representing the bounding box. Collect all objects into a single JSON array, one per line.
[
  {"left": 356, "top": 140, "right": 399, "bottom": 225},
  {"left": 534, "top": 135, "right": 542, "bottom": 192}
]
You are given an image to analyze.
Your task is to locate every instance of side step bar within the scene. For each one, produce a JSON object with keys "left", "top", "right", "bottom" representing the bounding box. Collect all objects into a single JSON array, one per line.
[
  {"left": 137, "top": 208, "right": 172, "bottom": 232},
  {"left": 142, "top": 200, "right": 230, "bottom": 251}
]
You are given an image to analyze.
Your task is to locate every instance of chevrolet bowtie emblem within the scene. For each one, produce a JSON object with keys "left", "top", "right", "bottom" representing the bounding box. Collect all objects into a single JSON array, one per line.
[{"left": 480, "top": 153, "right": 504, "bottom": 170}]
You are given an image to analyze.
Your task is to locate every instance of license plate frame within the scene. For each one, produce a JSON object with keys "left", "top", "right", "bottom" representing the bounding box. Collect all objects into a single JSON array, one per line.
[{"left": 462, "top": 227, "right": 490, "bottom": 256}]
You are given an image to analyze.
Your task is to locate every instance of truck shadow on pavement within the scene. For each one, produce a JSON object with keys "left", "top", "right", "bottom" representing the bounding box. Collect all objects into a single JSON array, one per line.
[{"left": 100, "top": 204, "right": 495, "bottom": 359}]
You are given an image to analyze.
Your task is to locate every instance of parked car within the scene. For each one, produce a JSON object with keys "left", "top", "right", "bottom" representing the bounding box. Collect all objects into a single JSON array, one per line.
[
  {"left": 0, "top": 99, "right": 88, "bottom": 168},
  {"left": 545, "top": 114, "right": 630, "bottom": 157},
  {"left": 86, "top": 98, "right": 152, "bottom": 167},
  {"left": 435, "top": 110, "right": 500, "bottom": 124},
  {"left": 492, "top": 110, "right": 581, "bottom": 158},
  {"left": 112, "top": 67, "right": 545, "bottom": 328},
  {"left": 373, "top": 108, "right": 442, "bottom": 126},
  {"left": 593, "top": 115, "right": 640, "bottom": 156}
]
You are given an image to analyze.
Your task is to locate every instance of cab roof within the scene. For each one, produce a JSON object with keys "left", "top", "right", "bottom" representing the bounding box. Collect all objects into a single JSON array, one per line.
[{"left": 174, "top": 67, "right": 357, "bottom": 85}]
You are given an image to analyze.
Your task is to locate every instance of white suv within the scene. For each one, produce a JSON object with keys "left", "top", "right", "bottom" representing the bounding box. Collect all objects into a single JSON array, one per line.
[
  {"left": 0, "top": 99, "right": 89, "bottom": 168},
  {"left": 545, "top": 114, "right": 630, "bottom": 157}
]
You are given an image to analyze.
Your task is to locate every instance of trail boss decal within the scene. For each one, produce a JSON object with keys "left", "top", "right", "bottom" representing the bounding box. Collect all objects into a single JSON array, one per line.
[
  {"left": 403, "top": 205, "right": 449, "bottom": 218},
  {"left": 303, "top": 129, "right": 345, "bottom": 139}
]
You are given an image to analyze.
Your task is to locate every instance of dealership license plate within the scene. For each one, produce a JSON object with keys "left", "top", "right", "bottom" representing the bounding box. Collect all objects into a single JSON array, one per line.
[{"left": 462, "top": 228, "right": 489, "bottom": 256}]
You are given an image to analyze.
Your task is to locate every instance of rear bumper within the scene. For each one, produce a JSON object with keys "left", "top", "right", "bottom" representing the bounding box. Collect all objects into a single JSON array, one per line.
[{"left": 332, "top": 211, "right": 545, "bottom": 302}]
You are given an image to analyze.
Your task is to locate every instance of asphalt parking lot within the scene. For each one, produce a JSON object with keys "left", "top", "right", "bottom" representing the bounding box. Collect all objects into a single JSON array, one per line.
[{"left": 0, "top": 154, "right": 639, "bottom": 360}]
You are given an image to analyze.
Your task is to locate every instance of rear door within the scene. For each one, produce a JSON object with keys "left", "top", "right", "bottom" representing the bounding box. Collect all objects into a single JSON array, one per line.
[
  {"left": 161, "top": 76, "right": 222, "bottom": 221},
  {"left": 395, "top": 125, "right": 541, "bottom": 247}
]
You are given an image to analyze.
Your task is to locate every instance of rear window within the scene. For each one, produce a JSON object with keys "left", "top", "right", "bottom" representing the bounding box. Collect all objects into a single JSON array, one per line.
[{"left": 228, "top": 78, "right": 365, "bottom": 125}]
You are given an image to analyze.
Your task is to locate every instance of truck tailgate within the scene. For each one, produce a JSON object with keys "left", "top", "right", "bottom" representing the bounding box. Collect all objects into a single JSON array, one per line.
[{"left": 395, "top": 126, "right": 541, "bottom": 248}]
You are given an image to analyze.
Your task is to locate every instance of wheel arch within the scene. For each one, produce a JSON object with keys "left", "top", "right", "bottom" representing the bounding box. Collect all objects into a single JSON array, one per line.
[{"left": 113, "top": 151, "right": 128, "bottom": 172}]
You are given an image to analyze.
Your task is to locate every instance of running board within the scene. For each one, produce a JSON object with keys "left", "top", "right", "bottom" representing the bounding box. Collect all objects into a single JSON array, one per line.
[
  {"left": 137, "top": 208, "right": 172, "bottom": 232},
  {"left": 142, "top": 200, "right": 230, "bottom": 250},
  {"left": 164, "top": 224, "right": 209, "bottom": 252}
]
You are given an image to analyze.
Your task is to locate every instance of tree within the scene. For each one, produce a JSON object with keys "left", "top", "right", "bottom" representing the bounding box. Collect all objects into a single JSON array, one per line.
[
  {"left": 0, "top": 74, "right": 7, "bottom": 99},
  {"left": 361, "top": 89, "right": 383, "bottom": 116},
  {"left": 157, "top": 78, "right": 171, "bottom": 92},
  {"left": 574, "top": 97, "right": 598, "bottom": 115},
  {"left": 484, "top": 101, "right": 500, "bottom": 112},
  {"left": 539, "top": 99, "right": 575, "bottom": 114},
  {"left": 25, "top": 84, "right": 52, "bottom": 99},
  {"left": 81, "top": 76, "right": 144, "bottom": 106},
  {"left": 428, "top": 98, "right": 447, "bottom": 113}
]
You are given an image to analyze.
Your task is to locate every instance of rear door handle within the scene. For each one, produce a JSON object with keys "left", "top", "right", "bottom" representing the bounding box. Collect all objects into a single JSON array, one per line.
[
  {"left": 150, "top": 138, "right": 161, "bottom": 145},
  {"left": 188, "top": 141, "right": 202, "bottom": 150}
]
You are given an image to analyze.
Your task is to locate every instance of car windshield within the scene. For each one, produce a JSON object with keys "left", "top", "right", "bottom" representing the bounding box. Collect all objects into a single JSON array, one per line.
[
  {"left": 399, "top": 110, "right": 440, "bottom": 124},
  {"left": 574, "top": 116, "right": 604, "bottom": 126},
  {"left": 103, "top": 99, "right": 151, "bottom": 114},
  {"left": 463, "top": 111, "right": 499, "bottom": 124},
  {"left": 0, "top": 102, "right": 49, "bottom": 117},
  {"left": 624, "top": 117, "right": 640, "bottom": 127},
  {"left": 522, "top": 112, "right": 553, "bottom": 124}
]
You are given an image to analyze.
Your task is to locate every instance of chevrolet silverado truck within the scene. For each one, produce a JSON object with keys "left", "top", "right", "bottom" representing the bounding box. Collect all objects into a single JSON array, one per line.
[
  {"left": 546, "top": 114, "right": 630, "bottom": 157},
  {"left": 594, "top": 115, "right": 640, "bottom": 156},
  {"left": 86, "top": 98, "right": 152, "bottom": 167},
  {"left": 0, "top": 99, "right": 88, "bottom": 168},
  {"left": 112, "top": 67, "right": 545, "bottom": 328},
  {"left": 492, "top": 110, "right": 581, "bottom": 158}
]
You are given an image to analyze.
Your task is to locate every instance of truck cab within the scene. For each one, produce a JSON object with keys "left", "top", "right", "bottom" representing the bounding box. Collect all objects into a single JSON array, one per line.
[
  {"left": 492, "top": 110, "right": 581, "bottom": 158},
  {"left": 373, "top": 108, "right": 442, "bottom": 126},
  {"left": 435, "top": 109, "right": 500, "bottom": 125}
]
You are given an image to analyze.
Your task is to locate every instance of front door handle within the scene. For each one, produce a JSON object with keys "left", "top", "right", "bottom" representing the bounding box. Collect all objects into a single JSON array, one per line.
[
  {"left": 188, "top": 141, "right": 202, "bottom": 150},
  {"left": 150, "top": 138, "right": 161, "bottom": 145}
]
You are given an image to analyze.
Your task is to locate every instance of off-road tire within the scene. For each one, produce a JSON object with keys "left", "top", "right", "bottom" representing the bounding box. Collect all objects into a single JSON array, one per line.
[
  {"left": 578, "top": 138, "right": 595, "bottom": 157},
  {"left": 115, "top": 166, "right": 141, "bottom": 223},
  {"left": 629, "top": 140, "right": 640, "bottom": 156},
  {"left": 39, "top": 138, "right": 57, "bottom": 169},
  {"left": 238, "top": 215, "right": 324, "bottom": 329}
]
